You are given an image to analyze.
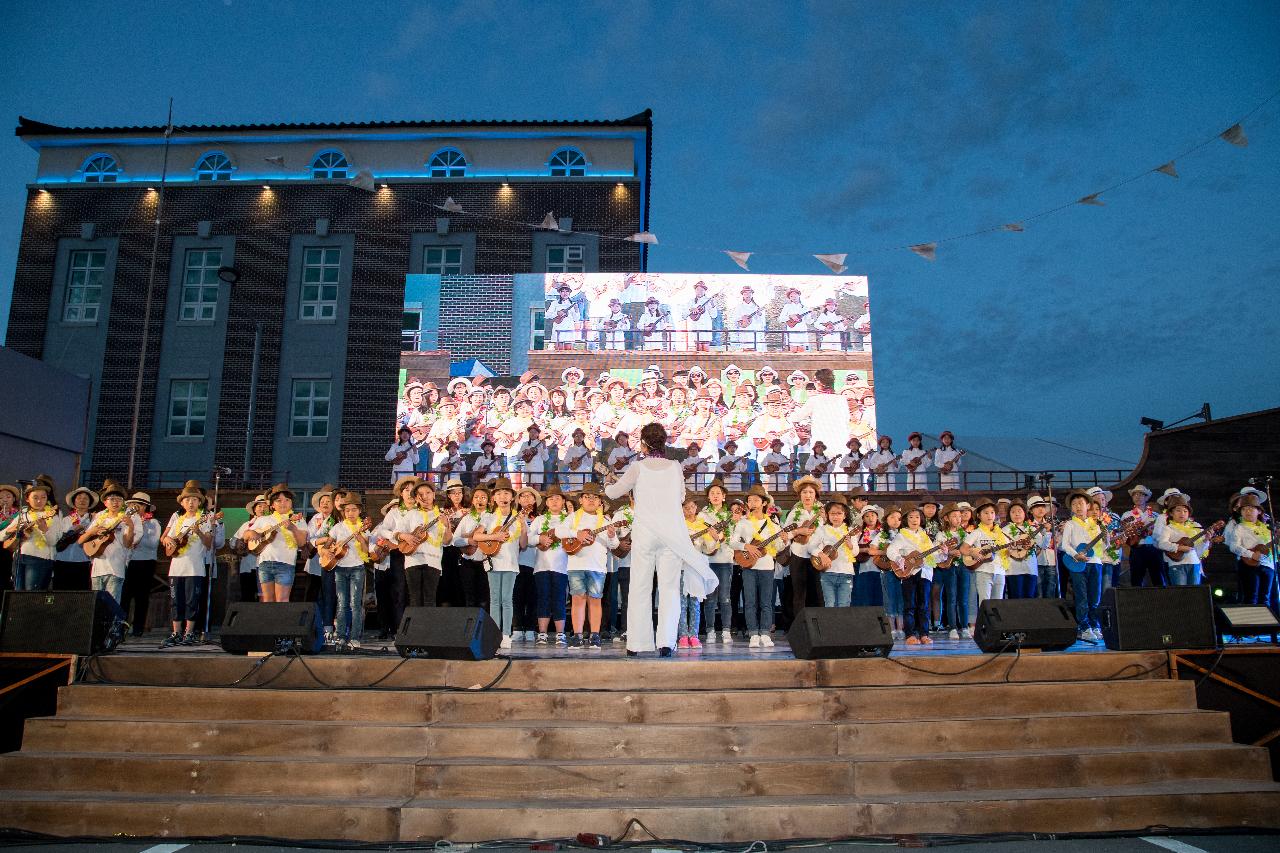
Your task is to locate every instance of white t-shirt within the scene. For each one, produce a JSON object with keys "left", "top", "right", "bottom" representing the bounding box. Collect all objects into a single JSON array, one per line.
[
  {"left": 87, "top": 510, "right": 141, "bottom": 578},
  {"left": 555, "top": 508, "right": 618, "bottom": 572},
  {"left": 250, "top": 512, "right": 305, "bottom": 566},
  {"left": 165, "top": 512, "right": 213, "bottom": 577}
]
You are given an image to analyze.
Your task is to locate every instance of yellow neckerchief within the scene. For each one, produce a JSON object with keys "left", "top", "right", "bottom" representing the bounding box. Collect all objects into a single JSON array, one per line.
[
  {"left": 823, "top": 523, "right": 856, "bottom": 562},
  {"left": 341, "top": 518, "right": 369, "bottom": 561},
  {"left": 899, "top": 526, "right": 938, "bottom": 567},
  {"left": 488, "top": 507, "right": 520, "bottom": 542},
  {"left": 1068, "top": 516, "right": 1101, "bottom": 560},
  {"left": 270, "top": 510, "right": 297, "bottom": 549},
  {"left": 26, "top": 507, "right": 57, "bottom": 550},
  {"left": 748, "top": 513, "right": 781, "bottom": 557},
  {"left": 574, "top": 507, "right": 605, "bottom": 538},
  {"left": 172, "top": 510, "right": 204, "bottom": 556},
  {"left": 1168, "top": 519, "right": 1202, "bottom": 538},
  {"left": 1241, "top": 520, "right": 1272, "bottom": 545},
  {"left": 977, "top": 522, "right": 1011, "bottom": 568},
  {"left": 419, "top": 507, "right": 445, "bottom": 548}
]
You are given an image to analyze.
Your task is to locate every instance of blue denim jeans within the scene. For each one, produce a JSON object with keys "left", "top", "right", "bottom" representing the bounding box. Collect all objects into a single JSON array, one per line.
[
  {"left": 91, "top": 574, "right": 124, "bottom": 604},
  {"left": 701, "top": 562, "right": 734, "bottom": 634},
  {"left": 333, "top": 566, "right": 365, "bottom": 641},
  {"left": 1068, "top": 563, "right": 1103, "bottom": 630},
  {"left": 679, "top": 594, "right": 700, "bottom": 638},
  {"left": 1038, "top": 562, "right": 1060, "bottom": 599},
  {"left": 488, "top": 569, "right": 517, "bottom": 636},
  {"left": 535, "top": 571, "right": 569, "bottom": 622},
  {"left": 820, "top": 572, "right": 854, "bottom": 607},
  {"left": 947, "top": 566, "right": 972, "bottom": 628},
  {"left": 15, "top": 555, "right": 54, "bottom": 591},
  {"left": 1005, "top": 574, "right": 1038, "bottom": 599},
  {"left": 742, "top": 568, "right": 774, "bottom": 634},
  {"left": 880, "top": 571, "right": 903, "bottom": 617},
  {"left": 1168, "top": 563, "right": 1202, "bottom": 587}
]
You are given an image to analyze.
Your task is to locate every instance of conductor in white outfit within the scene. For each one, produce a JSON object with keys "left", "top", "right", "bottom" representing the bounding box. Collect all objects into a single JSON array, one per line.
[{"left": 605, "top": 422, "right": 718, "bottom": 657}]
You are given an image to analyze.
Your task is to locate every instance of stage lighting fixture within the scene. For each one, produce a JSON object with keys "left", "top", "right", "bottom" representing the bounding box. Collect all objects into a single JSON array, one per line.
[
  {"left": 1140, "top": 416, "right": 1164, "bottom": 431},
  {"left": 262, "top": 184, "right": 271, "bottom": 190},
  {"left": 1216, "top": 604, "right": 1280, "bottom": 641}
]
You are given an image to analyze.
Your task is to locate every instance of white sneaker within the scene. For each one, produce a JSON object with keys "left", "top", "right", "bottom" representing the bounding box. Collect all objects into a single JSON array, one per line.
[
  {"left": 760, "top": 634, "right": 775, "bottom": 648},
  {"left": 1087, "top": 628, "right": 1101, "bottom": 642},
  {"left": 961, "top": 628, "right": 973, "bottom": 639},
  {"left": 347, "top": 639, "right": 362, "bottom": 649},
  {"left": 948, "top": 629, "right": 959, "bottom": 640},
  {"left": 891, "top": 629, "right": 905, "bottom": 641},
  {"left": 721, "top": 629, "right": 733, "bottom": 644},
  {"left": 749, "top": 634, "right": 762, "bottom": 648},
  {"left": 323, "top": 629, "right": 337, "bottom": 647},
  {"left": 500, "top": 635, "right": 512, "bottom": 649}
]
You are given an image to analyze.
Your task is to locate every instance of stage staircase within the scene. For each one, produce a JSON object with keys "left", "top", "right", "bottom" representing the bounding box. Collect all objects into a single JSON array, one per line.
[{"left": 0, "top": 651, "right": 1277, "bottom": 841}]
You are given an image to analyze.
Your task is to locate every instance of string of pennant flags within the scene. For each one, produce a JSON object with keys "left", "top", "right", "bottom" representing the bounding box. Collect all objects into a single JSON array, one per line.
[{"left": 345, "top": 85, "right": 1279, "bottom": 275}]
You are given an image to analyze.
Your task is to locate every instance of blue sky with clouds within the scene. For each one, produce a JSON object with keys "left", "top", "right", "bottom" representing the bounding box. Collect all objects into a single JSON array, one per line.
[{"left": 1, "top": 0, "right": 1277, "bottom": 466}]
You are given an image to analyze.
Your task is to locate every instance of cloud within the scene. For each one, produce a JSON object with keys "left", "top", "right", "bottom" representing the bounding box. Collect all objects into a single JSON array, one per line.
[{"left": 805, "top": 165, "right": 900, "bottom": 219}]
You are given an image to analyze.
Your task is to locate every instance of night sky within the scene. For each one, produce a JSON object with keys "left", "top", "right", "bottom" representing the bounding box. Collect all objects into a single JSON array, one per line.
[{"left": 1, "top": 1, "right": 1277, "bottom": 466}]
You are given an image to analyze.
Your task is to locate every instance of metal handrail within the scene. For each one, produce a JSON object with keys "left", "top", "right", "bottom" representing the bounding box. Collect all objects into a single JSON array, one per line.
[{"left": 77, "top": 469, "right": 289, "bottom": 490}]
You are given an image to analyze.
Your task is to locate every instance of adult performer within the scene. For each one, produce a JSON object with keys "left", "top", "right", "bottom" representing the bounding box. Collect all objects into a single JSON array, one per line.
[{"left": 605, "top": 422, "right": 718, "bottom": 657}]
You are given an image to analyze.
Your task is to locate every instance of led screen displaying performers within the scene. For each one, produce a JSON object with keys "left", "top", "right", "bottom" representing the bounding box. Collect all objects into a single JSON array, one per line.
[{"left": 537, "top": 273, "right": 870, "bottom": 354}]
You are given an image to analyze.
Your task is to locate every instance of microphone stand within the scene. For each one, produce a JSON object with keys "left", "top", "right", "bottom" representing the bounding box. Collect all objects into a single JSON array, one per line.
[
  {"left": 1039, "top": 473, "right": 1059, "bottom": 598},
  {"left": 203, "top": 469, "right": 223, "bottom": 640}
]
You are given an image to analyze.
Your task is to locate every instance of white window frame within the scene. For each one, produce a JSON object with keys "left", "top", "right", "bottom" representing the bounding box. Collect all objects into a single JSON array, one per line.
[
  {"left": 310, "top": 149, "right": 350, "bottom": 179},
  {"left": 427, "top": 148, "right": 468, "bottom": 177},
  {"left": 546, "top": 244, "right": 584, "bottom": 273},
  {"left": 63, "top": 249, "right": 106, "bottom": 323},
  {"left": 530, "top": 307, "right": 546, "bottom": 350},
  {"left": 179, "top": 248, "right": 223, "bottom": 322},
  {"left": 194, "top": 151, "right": 234, "bottom": 181},
  {"left": 548, "top": 147, "right": 588, "bottom": 177},
  {"left": 291, "top": 379, "right": 332, "bottom": 439},
  {"left": 423, "top": 245, "right": 463, "bottom": 275},
  {"left": 81, "top": 154, "right": 120, "bottom": 183},
  {"left": 168, "top": 379, "right": 210, "bottom": 438},
  {"left": 299, "top": 247, "right": 341, "bottom": 320}
]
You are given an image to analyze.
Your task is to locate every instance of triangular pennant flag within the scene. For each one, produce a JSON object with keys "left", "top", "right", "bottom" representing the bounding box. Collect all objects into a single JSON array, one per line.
[
  {"left": 1220, "top": 123, "right": 1248, "bottom": 147},
  {"left": 626, "top": 232, "right": 658, "bottom": 244},
  {"left": 1078, "top": 193, "right": 1105, "bottom": 206},
  {"left": 908, "top": 243, "right": 937, "bottom": 262},
  {"left": 1155, "top": 161, "right": 1179, "bottom": 178},
  {"left": 725, "top": 250, "right": 752, "bottom": 271},
  {"left": 348, "top": 169, "right": 376, "bottom": 192},
  {"left": 1002, "top": 223, "right": 1025, "bottom": 232},
  {"left": 441, "top": 197, "right": 464, "bottom": 213},
  {"left": 539, "top": 212, "right": 559, "bottom": 230},
  {"left": 814, "top": 253, "right": 848, "bottom": 274},
  {"left": 263, "top": 155, "right": 286, "bottom": 167}
]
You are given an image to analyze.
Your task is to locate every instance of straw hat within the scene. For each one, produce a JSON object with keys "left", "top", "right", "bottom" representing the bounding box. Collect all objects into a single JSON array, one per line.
[
  {"left": 175, "top": 479, "right": 205, "bottom": 505},
  {"left": 971, "top": 497, "right": 998, "bottom": 515},
  {"left": 1128, "top": 484, "right": 1152, "bottom": 497},
  {"left": 267, "top": 482, "right": 295, "bottom": 503},
  {"left": 0, "top": 484, "right": 20, "bottom": 504},
  {"left": 792, "top": 475, "right": 823, "bottom": 497},
  {"left": 127, "top": 492, "right": 156, "bottom": 512},
  {"left": 1086, "top": 486, "right": 1114, "bottom": 502},
  {"left": 310, "top": 483, "right": 338, "bottom": 512},
  {"left": 745, "top": 484, "right": 772, "bottom": 506},
  {"left": 244, "top": 494, "right": 268, "bottom": 514},
  {"left": 489, "top": 477, "right": 515, "bottom": 495},
  {"left": 442, "top": 478, "right": 466, "bottom": 492},
  {"left": 64, "top": 485, "right": 100, "bottom": 510}
]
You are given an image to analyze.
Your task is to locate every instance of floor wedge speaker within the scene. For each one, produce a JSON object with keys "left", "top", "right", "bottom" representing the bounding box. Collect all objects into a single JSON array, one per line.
[
  {"left": 220, "top": 602, "right": 323, "bottom": 654},
  {"left": 787, "top": 606, "right": 892, "bottom": 659},
  {"left": 1100, "top": 586, "right": 1217, "bottom": 650},
  {"left": 974, "top": 598, "right": 1077, "bottom": 652},
  {"left": 395, "top": 606, "right": 501, "bottom": 660},
  {"left": 0, "top": 591, "right": 125, "bottom": 655}
]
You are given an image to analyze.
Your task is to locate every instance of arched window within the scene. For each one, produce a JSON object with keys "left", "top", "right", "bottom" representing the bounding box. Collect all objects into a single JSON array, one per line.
[
  {"left": 548, "top": 147, "right": 587, "bottom": 177},
  {"left": 81, "top": 154, "right": 120, "bottom": 183},
  {"left": 427, "top": 148, "right": 468, "bottom": 178},
  {"left": 310, "top": 149, "right": 350, "bottom": 179},
  {"left": 194, "top": 152, "right": 234, "bottom": 181}
]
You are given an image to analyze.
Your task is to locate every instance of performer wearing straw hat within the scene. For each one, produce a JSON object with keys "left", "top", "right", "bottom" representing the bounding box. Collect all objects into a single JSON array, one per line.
[
  {"left": 80, "top": 479, "right": 140, "bottom": 605},
  {"left": 245, "top": 482, "right": 308, "bottom": 604},
  {"left": 606, "top": 422, "right": 719, "bottom": 656},
  {"left": 122, "top": 492, "right": 162, "bottom": 634},
  {"left": 2, "top": 479, "right": 62, "bottom": 591},
  {"left": 231, "top": 494, "right": 269, "bottom": 605},
  {"left": 160, "top": 480, "right": 216, "bottom": 648},
  {"left": 54, "top": 484, "right": 98, "bottom": 590}
]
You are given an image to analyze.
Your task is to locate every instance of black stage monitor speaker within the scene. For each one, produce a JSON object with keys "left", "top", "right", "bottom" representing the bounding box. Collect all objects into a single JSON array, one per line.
[
  {"left": 221, "top": 602, "right": 323, "bottom": 654},
  {"left": 0, "top": 590, "right": 126, "bottom": 655},
  {"left": 974, "top": 598, "right": 1077, "bottom": 652},
  {"left": 787, "top": 606, "right": 892, "bottom": 659},
  {"left": 1100, "top": 586, "right": 1218, "bottom": 650},
  {"left": 395, "top": 607, "right": 501, "bottom": 660}
]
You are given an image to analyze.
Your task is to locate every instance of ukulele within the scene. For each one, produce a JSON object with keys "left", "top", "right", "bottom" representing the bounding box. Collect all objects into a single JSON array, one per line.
[
  {"left": 245, "top": 513, "right": 303, "bottom": 555},
  {"left": 733, "top": 522, "right": 799, "bottom": 569},
  {"left": 812, "top": 523, "right": 865, "bottom": 571},
  {"left": 938, "top": 449, "right": 967, "bottom": 475},
  {"left": 736, "top": 305, "right": 762, "bottom": 329},
  {"left": 1240, "top": 537, "right": 1275, "bottom": 568},
  {"left": 318, "top": 519, "right": 373, "bottom": 570},
  {"left": 871, "top": 453, "right": 900, "bottom": 475},
  {"left": 1166, "top": 519, "right": 1226, "bottom": 559},
  {"left": 397, "top": 514, "right": 444, "bottom": 556},
  {"left": 162, "top": 509, "right": 223, "bottom": 559},
  {"left": 688, "top": 518, "right": 734, "bottom": 556},
  {"left": 391, "top": 438, "right": 423, "bottom": 466},
  {"left": 82, "top": 506, "right": 140, "bottom": 558},
  {"left": 904, "top": 453, "right": 927, "bottom": 473},
  {"left": 688, "top": 297, "right": 712, "bottom": 321},
  {"left": 893, "top": 536, "right": 959, "bottom": 579},
  {"left": 560, "top": 520, "right": 620, "bottom": 556},
  {"left": 787, "top": 509, "right": 821, "bottom": 546},
  {"left": 785, "top": 307, "right": 818, "bottom": 329},
  {"left": 471, "top": 511, "right": 521, "bottom": 558}
]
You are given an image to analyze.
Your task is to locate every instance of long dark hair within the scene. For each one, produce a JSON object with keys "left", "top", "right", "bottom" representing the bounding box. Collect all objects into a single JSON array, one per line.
[{"left": 640, "top": 422, "right": 668, "bottom": 457}]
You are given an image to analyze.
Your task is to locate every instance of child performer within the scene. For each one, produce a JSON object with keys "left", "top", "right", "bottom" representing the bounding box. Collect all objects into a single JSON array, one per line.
[
  {"left": 1003, "top": 499, "right": 1039, "bottom": 599},
  {"left": 810, "top": 495, "right": 858, "bottom": 607},
  {"left": 887, "top": 506, "right": 950, "bottom": 645},
  {"left": 470, "top": 478, "right": 527, "bottom": 649},
  {"left": 555, "top": 482, "right": 618, "bottom": 649},
  {"left": 900, "top": 432, "right": 931, "bottom": 492},
  {"left": 697, "top": 480, "right": 735, "bottom": 643}
]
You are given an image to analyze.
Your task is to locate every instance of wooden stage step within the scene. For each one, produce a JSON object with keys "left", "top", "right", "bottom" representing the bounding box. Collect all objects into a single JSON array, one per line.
[{"left": 0, "top": 651, "right": 1277, "bottom": 841}]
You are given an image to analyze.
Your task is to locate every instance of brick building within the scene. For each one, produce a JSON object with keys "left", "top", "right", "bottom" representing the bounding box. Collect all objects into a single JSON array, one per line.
[{"left": 7, "top": 111, "right": 651, "bottom": 492}]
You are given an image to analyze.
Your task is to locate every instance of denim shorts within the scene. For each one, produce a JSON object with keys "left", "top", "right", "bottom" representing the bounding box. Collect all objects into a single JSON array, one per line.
[
  {"left": 258, "top": 560, "right": 296, "bottom": 586},
  {"left": 567, "top": 569, "right": 605, "bottom": 598}
]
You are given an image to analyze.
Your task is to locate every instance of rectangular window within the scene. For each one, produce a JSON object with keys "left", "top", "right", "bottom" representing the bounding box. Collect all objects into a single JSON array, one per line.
[
  {"left": 423, "top": 245, "right": 462, "bottom": 275},
  {"left": 546, "top": 245, "right": 584, "bottom": 273},
  {"left": 530, "top": 308, "right": 546, "bottom": 351},
  {"left": 402, "top": 310, "right": 422, "bottom": 351},
  {"left": 291, "top": 379, "right": 331, "bottom": 438},
  {"left": 63, "top": 250, "right": 106, "bottom": 322},
  {"left": 179, "top": 248, "right": 223, "bottom": 321},
  {"left": 168, "top": 379, "right": 209, "bottom": 438},
  {"left": 299, "top": 247, "right": 341, "bottom": 320}
]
